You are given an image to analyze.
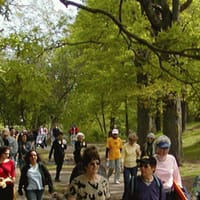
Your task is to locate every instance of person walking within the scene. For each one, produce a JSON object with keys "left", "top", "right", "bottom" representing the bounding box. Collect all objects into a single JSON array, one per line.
[
  {"left": 141, "top": 132, "right": 156, "bottom": 157},
  {"left": 49, "top": 131, "right": 67, "bottom": 182},
  {"left": 17, "top": 132, "right": 32, "bottom": 171},
  {"left": 1, "top": 128, "right": 18, "bottom": 162},
  {"left": 121, "top": 132, "right": 141, "bottom": 200},
  {"left": 64, "top": 145, "right": 110, "bottom": 200},
  {"left": 0, "top": 146, "right": 16, "bottom": 200},
  {"left": 154, "top": 135, "right": 183, "bottom": 200},
  {"left": 128, "top": 156, "right": 165, "bottom": 200},
  {"left": 69, "top": 145, "right": 107, "bottom": 184},
  {"left": 106, "top": 128, "right": 122, "bottom": 184},
  {"left": 69, "top": 124, "right": 79, "bottom": 151},
  {"left": 18, "top": 150, "right": 54, "bottom": 200},
  {"left": 73, "top": 132, "right": 87, "bottom": 164}
]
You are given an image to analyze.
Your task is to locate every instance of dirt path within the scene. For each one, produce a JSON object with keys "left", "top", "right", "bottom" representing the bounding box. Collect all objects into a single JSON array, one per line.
[
  {"left": 14, "top": 143, "right": 195, "bottom": 199},
  {"left": 15, "top": 144, "right": 124, "bottom": 200}
]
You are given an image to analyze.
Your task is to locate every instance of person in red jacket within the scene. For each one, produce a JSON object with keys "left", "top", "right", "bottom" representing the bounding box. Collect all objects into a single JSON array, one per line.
[
  {"left": 69, "top": 124, "right": 79, "bottom": 151},
  {"left": 0, "top": 146, "right": 16, "bottom": 200}
]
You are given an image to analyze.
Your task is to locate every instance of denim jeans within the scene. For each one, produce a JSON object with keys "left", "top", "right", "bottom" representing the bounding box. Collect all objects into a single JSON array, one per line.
[
  {"left": 108, "top": 159, "right": 121, "bottom": 182},
  {"left": 122, "top": 166, "right": 138, "bottom": 200},
  {"left": 25, "top": 190, "right": 44, "bottom": 200}
]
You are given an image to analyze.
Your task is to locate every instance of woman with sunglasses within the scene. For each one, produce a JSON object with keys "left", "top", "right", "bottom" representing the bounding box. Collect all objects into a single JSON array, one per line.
[
  {"left": 65, "top": 145, "right": 110, "bottom": 200},
  {"left": 18, "top": 150, "right": 54, "bottom": 200},
  {"left": 0, "top": 146, "right": 16, "bottom": 200}
]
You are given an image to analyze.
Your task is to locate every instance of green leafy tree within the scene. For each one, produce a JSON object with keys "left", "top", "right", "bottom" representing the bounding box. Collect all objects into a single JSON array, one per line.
[{"left": 59, "top": 0, "right": 200, "bottom": 160}]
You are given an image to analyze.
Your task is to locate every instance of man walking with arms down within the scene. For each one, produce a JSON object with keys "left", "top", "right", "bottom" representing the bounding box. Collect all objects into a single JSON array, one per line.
[{"left": 106, "top": 128, "right": 122, "bottom": 184}]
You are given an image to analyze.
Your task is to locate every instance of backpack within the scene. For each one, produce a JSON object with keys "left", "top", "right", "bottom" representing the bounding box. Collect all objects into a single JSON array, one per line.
[{"left": 129, "top": 175, "right": 162, "bottom": 200}]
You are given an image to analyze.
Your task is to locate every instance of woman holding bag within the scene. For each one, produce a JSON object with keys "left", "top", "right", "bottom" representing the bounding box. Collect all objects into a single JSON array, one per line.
[{"left": 0, "top": 146, "right": 16, "bottom": 200}]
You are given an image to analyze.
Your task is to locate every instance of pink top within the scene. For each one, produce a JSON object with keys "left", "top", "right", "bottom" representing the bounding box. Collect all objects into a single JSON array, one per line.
[{"left": 154, "top": 154, "right": 182, "bottom": 189}]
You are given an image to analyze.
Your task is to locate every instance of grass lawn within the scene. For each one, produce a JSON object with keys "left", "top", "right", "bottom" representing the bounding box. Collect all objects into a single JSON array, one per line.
[{"left": 179, "top": 122, "right": 200, "bottom": 195}]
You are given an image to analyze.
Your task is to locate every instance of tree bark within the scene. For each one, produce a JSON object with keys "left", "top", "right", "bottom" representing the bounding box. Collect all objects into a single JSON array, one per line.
[
  {"left": 163, "top": 95, "right": 182, "bottom": 165},
  {"left": 125, "top": 98, "right": 129, "bottom": 137},
  {"left": 137, "top": 99, "right": 150, "bottom": 146}
]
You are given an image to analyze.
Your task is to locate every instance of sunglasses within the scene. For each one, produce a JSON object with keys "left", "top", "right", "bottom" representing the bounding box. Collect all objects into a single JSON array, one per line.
[{"left": 89, "top": 161, "right": 100, "bottom": 166}]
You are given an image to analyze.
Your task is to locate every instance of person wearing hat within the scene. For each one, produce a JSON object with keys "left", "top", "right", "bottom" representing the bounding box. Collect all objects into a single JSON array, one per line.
[
  {"left": 121, "top": 132, "right": 141, "bottom": 200},
  {"left": 141, "top": 132, "right": 156, "bottom": 157},
  {"left": 154, "top": 135, "right": 183, "bottom": 200},
  {"left": 49, "top": 131, "right": 67, "bottom": 182},
  {"left": 106, "top": 128, "right": 122, "bottom": 184},
  {"left": 73, "top": 132, "right": 87, "bottom": 164},
  {"left": 128, "top": 156, "right": 165, "bottom": 200}
]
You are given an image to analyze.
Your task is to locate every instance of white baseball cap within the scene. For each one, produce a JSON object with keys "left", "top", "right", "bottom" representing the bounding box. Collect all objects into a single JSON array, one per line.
[{"left": 112, "top": 129, "right": 119, "bottom": 134}]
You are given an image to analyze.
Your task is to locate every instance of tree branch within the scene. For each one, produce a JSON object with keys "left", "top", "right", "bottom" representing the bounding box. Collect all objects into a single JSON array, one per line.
[
  {"left": 119, "top": 0, "right": 123, "bottom": 23},
  {"left": 59, "top": 0, "right": 200, "bottom": 60},
  {"left": 157, "top": 54, "right": 200, "bottom": 84},
  {"left": 180, "top": 0, "right": 193, "bottom": 12}
]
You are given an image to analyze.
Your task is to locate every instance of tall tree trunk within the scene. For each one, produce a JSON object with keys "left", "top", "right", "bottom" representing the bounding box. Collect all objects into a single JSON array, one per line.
[
  {"left": 181, "top": 100, "right": 187, "bottom": 132},
  {"left": 163, "top": 95, "right": 182, "bottom": 165},
  {"left": 155, "top": 100, "right": 162, "bottom": 132},
  {"left": 137, "top": 98, "right": 150, "bottom": 146},
  {"left": 135, "top": 50, "right": 151, "bottom": 146},
  {"left": 125, "top": 98, "right": 129, "bottom": 137},
  {"left": 108, "top": 117, "right": 115, "bottom": 137},
  {"left": 100, "top": 96, "right": 107, "bottom": 135}
]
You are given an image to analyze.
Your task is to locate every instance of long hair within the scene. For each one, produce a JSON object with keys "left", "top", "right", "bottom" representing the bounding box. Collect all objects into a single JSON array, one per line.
[{"left": 24, "top": 150, "right": 41, "bottom": 165}]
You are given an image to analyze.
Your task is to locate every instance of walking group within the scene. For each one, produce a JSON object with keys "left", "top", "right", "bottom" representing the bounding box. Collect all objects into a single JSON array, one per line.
[
  {"left": 0, "top": 125, "right": 189, "bottom": 200},
  {"left": 105, "top": 128, "right": 190, "bottom": 200}
]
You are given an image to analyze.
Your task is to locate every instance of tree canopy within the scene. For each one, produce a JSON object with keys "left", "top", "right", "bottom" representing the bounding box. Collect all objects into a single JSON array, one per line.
[{"left": 0, "top": 0, "right": 200, "bottom": 151}]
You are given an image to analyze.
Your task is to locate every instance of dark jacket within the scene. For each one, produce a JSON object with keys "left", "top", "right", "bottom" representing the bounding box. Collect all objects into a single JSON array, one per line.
[
  {"left": 73, "top": 140, "right": 87, "bottom": 164},
  {"left": 18, "top": 162, "right": 54, "bottom": 194},
  {"left": 49, "top": 139, "right": 67, "bottom": 161}
]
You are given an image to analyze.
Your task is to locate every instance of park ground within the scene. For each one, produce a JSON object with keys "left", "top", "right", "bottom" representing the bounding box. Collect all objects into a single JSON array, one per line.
[{"left": 15, "top": 144, "right": 124, "bottom": 200}]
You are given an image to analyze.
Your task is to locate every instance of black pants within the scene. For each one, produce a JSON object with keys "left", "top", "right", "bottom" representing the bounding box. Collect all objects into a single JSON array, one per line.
[
  {"left": 55, "top": 157, "right": 64, "bottom": 180},
  {"left": 0, "top": 184, "right": 14, "bottom": 200}
]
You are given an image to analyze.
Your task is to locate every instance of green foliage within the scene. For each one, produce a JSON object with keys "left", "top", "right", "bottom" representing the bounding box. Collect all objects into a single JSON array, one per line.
[
  {"left": 182, "top": 123, "right": 200, "bottom": 161},
  {"left": 0, "top": 0, "right": 200, "bottom": 139}
]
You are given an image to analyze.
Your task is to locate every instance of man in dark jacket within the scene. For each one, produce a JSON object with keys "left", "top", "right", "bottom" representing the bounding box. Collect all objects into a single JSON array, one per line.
[{"left": 49, "top": 131, "right": 67, "bottom": 182}]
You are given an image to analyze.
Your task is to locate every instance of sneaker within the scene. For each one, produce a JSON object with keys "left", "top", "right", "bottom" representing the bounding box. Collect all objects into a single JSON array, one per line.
[{"left": 115, "top": 180, "right": 120, "bottom": 184}]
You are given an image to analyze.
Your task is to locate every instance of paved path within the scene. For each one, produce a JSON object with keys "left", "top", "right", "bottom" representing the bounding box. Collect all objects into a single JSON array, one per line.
[{"left": 15, "top": 144, "right": 124, "bottom": 200}]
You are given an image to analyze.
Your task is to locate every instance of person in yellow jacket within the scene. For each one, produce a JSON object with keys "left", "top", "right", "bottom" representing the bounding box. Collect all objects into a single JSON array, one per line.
[{"left": 106, "top": 128, "right": 122, "bottom": 184}]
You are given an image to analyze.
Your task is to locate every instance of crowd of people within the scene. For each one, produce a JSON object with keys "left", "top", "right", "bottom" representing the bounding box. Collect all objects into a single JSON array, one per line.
[{"left": 0, "top": 125, "right": 189, "bottom": 200}]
